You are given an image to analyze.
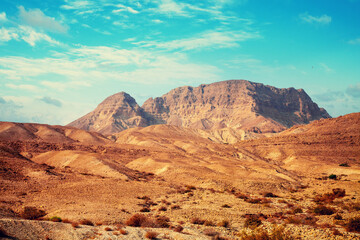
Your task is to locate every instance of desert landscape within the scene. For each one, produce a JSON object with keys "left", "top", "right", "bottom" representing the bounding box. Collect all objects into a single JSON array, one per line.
[{"left": 0, "top": 80, "right": 359, "bottom": 240}]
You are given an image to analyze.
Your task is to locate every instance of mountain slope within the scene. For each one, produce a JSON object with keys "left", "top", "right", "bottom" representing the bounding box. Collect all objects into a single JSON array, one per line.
[{"left": 68, "top": 80, "right": 330, "bottom": 136}]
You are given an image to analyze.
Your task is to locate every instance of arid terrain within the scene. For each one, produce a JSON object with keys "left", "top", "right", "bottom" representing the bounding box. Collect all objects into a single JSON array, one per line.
[{"left": 0, "top": 81, "right": 359, "bottom": 240}]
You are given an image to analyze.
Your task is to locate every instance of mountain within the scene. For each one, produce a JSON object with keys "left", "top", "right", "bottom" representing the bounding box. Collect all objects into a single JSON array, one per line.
[
  {"left": 67, "top": 92, "right": 149, "bottom": 135},
  {"left": 68, "top": 80, "right": 330, "bottom": 135}
]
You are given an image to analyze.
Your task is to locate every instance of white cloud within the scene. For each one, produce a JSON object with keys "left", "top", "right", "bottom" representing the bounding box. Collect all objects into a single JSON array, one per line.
[
  {"left": 19, "top": 26, "right": 61, "bottom": 46},
  {"left": 0, "top": 12, "right": 7, "bottom": 21},
  {"left": 5, "top": 83, "right": 40, "bottom": 92},
  {"left": 0, "top": 27, "right": 19, "bottom": 42},
  {"left": 138, "top": 30, "right": 260, "bottom": 51},
  {"left": 113, "top": 4, "right": 139, "bottom": 14},
  {"left": 18, "top": 6, "right": 68, "bottom": 33},
  {"left": 152, "top": 19, "right": 163, "bottom": 24},
  {"left": 348, "top": 38, "right": 360, "bottom": 45},
  {"left": 0, "top": 26, "right": 60, "bottom": 46},
  {"left": 300, "top": 12, "right": 332, "bottom": 24},
  {"left": 319, "top": 63, "right": 334, "bottom": 73}
]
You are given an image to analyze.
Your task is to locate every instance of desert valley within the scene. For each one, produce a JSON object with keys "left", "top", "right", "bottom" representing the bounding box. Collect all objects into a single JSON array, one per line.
[{"left": 0, "top": 80, "right": 359, "bottom": 240}]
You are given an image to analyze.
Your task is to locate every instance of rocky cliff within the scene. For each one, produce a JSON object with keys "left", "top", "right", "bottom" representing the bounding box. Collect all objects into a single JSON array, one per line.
[{"left": 68, "top": 80, "right": 330, "bottom": 135}]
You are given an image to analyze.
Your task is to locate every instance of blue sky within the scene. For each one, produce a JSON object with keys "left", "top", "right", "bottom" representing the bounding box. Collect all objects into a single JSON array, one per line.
[{"left": 0, "top": 0, "right": 359, "bottom": 125}]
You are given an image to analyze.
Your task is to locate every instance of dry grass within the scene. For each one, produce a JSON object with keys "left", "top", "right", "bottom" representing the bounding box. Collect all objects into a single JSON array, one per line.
[
  {"left": 79, "top": 219, "right": 94, "bottom": 226},
  {"left": 20, "top": 206, "right": 46, "bottom": 220},
  {"left": 238, "top": 225, "right": 297, "bottom": 240},
  {"left": 244, "top": 215, "right": 262, "bottom": 229},
  {"left": 145, "top": 231, "right": 159, "bottom": 239}
]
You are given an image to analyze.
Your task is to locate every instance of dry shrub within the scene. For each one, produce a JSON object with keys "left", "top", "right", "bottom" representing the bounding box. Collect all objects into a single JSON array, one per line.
[
  {"left": 204, "top": 228, "right": 220, "bottom": 237},
  {"left": 204, "top": 220, "right": 215, "bottom": 226},
  {"left": 346, "top": 217, "right": 360, "bottom": 233},
  {"left": 245, "top": 198, "right": 272, "bottom": 204},
  {"left": 158, "top": 206, "right": 167, "bottom": 211},
  {"left": 244, "top": 215, "right": 262, "bottom": 229},
  {"left": 235, "top": 192, "right": 249, "bottom": 200},
  {"left": 126, "top": 214, "right": 151, "bottom": 227},
  {"left": 334, "top": 214, "right": 343, "bottom": 220},
  {"left": 238, "top": 225, "right": 296, "bottom": 240},
  {"left": 314, "top": 188, "right": 346, "bottom": 203},
  {"left": 20, "top": 206, "right": 46, "bottom": 220},
  {"left": 140, "top": 207, "right": 151, "bottom": 212},
  {"left": 332, "top": 229, "right": 343, "bottom": 236},
  {"left": 218, "top": 220, "right": 230, "bottom": 228},
  {"left": 49, "top": 216, "right": 62, "bottom": 222},
  {"left": 71, "top": 222, "right": 79, "bottom": 228},
  {"left": 62, "top": 219, "right": 72, "bottom": 224},
  {"left": 120, "top": 229, "right": 128, "bottom": 235},
  {"left": 104, "top": 227, "right": 112, "bottom": 231},
  {"left": 292, "top": 207, "right": 303, "bottom": 214},
  {"left": 285, "top": 214, "right": 317, "bottom": 226},
  {"left": 221, "top": 204, "right": 231, "bottom": 208},
  {"left": 191, "top": 217, "right": 205, "bottom": 225},
  {"left": 145, "top": 231, "right": 159, "bottom": 239},
  {"left": 79, "top": 219, "right": 94, "bottom": 226},
  {"left": 155, "top": 216, "right": 170, "bottom": 228},
  {"left": 264, "top": 192, "right": 278, "bottom": 198},
  {"left": 173, "top": 225, "right": 183, "bottom": 232},
  {"left": 95, "top": 221, "right": 103, "bottom": 226},
  {"left": 125, "top": 214, "right": 170, "bottom": 228},
  {"left": 171, "top": 205, "right": 181, "bottom": 210},
  {"left": 313, "top": 205, "right": 335, "bottom": 215}
]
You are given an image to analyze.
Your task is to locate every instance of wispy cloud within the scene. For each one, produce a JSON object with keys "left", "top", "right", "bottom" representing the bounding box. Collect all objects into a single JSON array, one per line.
[
  {"left": 39, "top": 96, "right": 62, "bottom": 107},
  {"left": 346, "top": 83, "right": 360, "bottom": 98},
  {"left": 5, "top": 83, "right": 39, "bottom": 92},
  {"left": 137, "top": 30, "right": 260, "bottom": 51},
  {"left": 0, "top": 12, "right": 7, "bottom": 21},
  {"left": 348, "top": 38, "right": 360, "bottom": 45},
  {"left": 18, "top": 6, "right": 68, "bottom": 33},
  {"left": 112, "top": 4, "right": 139, "bottom": 14},
  {"left": 0, "top": 26, "right": 60, "bottom": 46},
  {"left": 299, "top": 12, "right": 332, "bottom": 24},
  {"left": 319, "top": 63, "right": 334, "bottom": 73}
]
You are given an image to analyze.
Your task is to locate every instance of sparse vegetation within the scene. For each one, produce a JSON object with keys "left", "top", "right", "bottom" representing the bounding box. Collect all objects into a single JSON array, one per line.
[
  {"left": 49, "top": 216, "right": 62, "bottom": 222},
  {"left": 345, "top": 217, "right": 360, "bottom": 233},
  {"left": 104, "top": 227, "right": 112, "bottom": 231},
  {"left": 145, "top": 231, "right": 159, "bottom": 239},
  {"left": 314, "top": 188, "right": 345, "bottom": 203},
  {"left": 20, "top": 206, "right": 46, "bottom": 220},
  {"left": 71, "top": 222, "right": 79, "bottom": 228},
  {"left": 140, "top": 207, "right": 151, "bottom": 212},
  {"left": 244, "top": 215, "right": 262, "bottom": 229},
  {"left": 79, "top": 219, "right": 94, "bottom": 226},
  {"left": 191, "top": 217, "right": 205, "bottom": 225},
  {"left": 339, "top": 163, "right": 350, "bottom": 167},
  {"left": 125, "top": 214, "right": 170, "bottom": 228},
  {"left": 292, "top": 207, "right": 303, "bottom": 214},
  {"left": 328, "top": 174, "right": 337, "bottom": 180},
  {"left": 313, "top": 205, "right": 335, "bottom": 215},
  {"left": 285, "top": 214, "right": 318, "bottom": 226},
  {"left": 218, "top": 220, "right": 230, "bottom": 228},
  {"left": 204, "top": 220, "right": 216, "bottom": 226},
  {"left": 264, "top": 192, "right": 278, "bottom": 198},
  {"left": 221, "top": 204, "right": 231, "bottom": 208},
  {"left": 238, "top": 225, "right": 297, "bottom": 240}
]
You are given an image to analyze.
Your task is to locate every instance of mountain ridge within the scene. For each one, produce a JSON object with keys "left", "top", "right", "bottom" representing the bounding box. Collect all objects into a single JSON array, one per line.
[{"left": 68, "top": 80, "right": 331, "bottom": 135}]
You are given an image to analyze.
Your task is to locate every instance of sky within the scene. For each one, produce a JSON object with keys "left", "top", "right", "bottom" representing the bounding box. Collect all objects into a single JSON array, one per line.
[{"left": 0, "top": 0, "right": 359, "bottom": 125}]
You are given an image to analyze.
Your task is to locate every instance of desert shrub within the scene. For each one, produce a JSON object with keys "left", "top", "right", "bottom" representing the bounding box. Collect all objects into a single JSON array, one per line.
[
  {"left": 140, "top": 207, "right": 151, "bottom": 212},
  {"left": 221, "top": 204, "right": 231, "bottom": 208},
  {"left": 244, "top": 215, "right": 262, "bottom": 229},
  {"left": 313, "top": 205, "right": 335, "bottom": 215},
  {"left": 328, "top": 174, "right": 337, "bottom": 180},
  {"left": 79, "top": 219, "right": 94, "bottom": 226},
  {"left": 137, "top": 195, "right": 151, "bottom": 200},
  {"left": 264, "top": 192, "right": 278, "bottom": 198},
  {"left": 334, "top": 214, "right": 343, "bottom": 220},
  {"left": 332, "top": 229, "right": 343, "bottom": 236},
  {"left": 238, "top": 225, "right": 296, "bottom": 240},
  {"left": 173, "top": 225, "right": 183, "bottom": 232},
  {"left": 332, "top": 188, "right": 346, "bottom": 198},
  {"left": 191, "top": 217, "right": 205, "bottom": 225},
  {"left": 145, "top": 231, "right": 159, "bottom": 239},
  {"left": 126, "top": 214, "right": 150, "bottom": 227},
  {"left": 292, "top": 207, "right": 303, "bottom": 214},
  {"left": 49, "top": 216, "right": 62, "bottom": 222},
  {"left": 235, "top": 192, "right": 249, "bottom": 200},
  {"left": 120, "top": 229, "right": 128, "bottom": 235},
  {"left": 155, "top": 216, "right": 170, "bottom": 228},
  {"left": 345, "top": 217, "right": 360, "bottom": 233},
  {"left": 62, "top": 219, "right": 72, "bottom": 224},
  {"left": 104, "top": 227, "right": 112, "bottom": 231},
  {"left": 204, "top": 228, "right": 220, "bottom": 237},
  {"left": 71, "top": 222, "right": 79, "bottom": 228},
  {"left": 20, "top": 206, "right": 46, "bottom": 220},
  {"left": 171, "top": 205, "right": 181, "bottom": 210},
  {"left": 285, "top": 214, "right": 318, "bottom": 226},
  {"left": 204, "top": 220, "right": 215, "bottom": 226},
  {"left": 95, "top": 221, "right": 103, "bottom": 226},
  {"left": 339, "top": 163, "right": 350, "bottom": 167},
  {"left": 186, "top": 185, "right": 196, "bottom": 190},
  {"left": 218, "top": 220, "right": 230, "bottom": 228},
  {"left": 245, "top": 198, "right": 262, "bottom": 204},
  {"left": 158, "top": 206, "right": 167, "bottom": 211},
  {"left": 314, "top": 188, "right": 345, "bottom": 203}
]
